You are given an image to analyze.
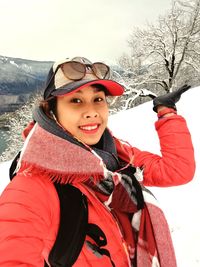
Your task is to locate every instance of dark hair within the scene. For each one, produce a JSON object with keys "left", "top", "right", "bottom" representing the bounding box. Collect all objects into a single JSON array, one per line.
[
  {"left": 93, "top": 84, "right": 109, "bottom": 95},
  {"left": 40, "top": 96, "right": 57, "bottom": 119}
]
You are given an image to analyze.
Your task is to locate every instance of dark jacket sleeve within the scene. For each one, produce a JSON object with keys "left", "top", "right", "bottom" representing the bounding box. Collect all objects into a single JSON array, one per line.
[{"left": 115, "top": 115, "right": 195, "bottom": 187}]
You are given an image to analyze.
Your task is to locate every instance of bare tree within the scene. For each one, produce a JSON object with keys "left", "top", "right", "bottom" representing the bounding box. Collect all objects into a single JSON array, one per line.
[
  {"left": 119, "top": 0, "right": 200, "bottom": 93},
  {"left": 109, "top": 67, "right": 157, "bottom": 112}
]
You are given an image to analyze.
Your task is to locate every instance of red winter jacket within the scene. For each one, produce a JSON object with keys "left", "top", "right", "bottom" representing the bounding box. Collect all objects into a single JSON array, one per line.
[{"left": 0, "top": 115, "right": 195, "bottom": 266}]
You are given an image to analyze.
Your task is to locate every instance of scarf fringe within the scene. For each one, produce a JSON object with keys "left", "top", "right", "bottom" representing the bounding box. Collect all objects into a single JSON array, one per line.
[{"left": 18, "top": 161, "right": 103, "bottom": 185}]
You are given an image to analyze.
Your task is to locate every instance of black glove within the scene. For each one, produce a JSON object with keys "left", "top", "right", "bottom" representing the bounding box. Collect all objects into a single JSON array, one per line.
[{"left": 153, "top": 84, "right": 191, "bottom": 112}]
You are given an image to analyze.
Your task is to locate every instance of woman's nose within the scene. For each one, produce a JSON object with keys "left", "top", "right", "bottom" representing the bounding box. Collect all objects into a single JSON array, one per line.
[{"left": 83, "top": 105, "right": 99, "bottom": 119}]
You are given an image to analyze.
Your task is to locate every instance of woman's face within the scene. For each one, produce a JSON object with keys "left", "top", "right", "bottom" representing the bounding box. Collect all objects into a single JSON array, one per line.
[{"left": 56, "top": 85, "right": 109, "bottom": 145}]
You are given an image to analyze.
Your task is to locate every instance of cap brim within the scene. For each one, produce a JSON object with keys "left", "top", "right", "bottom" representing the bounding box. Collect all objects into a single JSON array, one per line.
[{"left": 51, "top": 79, "right": 124, "bottom": 97}]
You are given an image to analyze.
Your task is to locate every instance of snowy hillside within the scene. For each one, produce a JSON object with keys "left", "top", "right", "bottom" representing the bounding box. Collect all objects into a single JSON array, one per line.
[
  {"left": 108, "top": 86, "right": 200, "bottom": 267},
  {"left": 0, "top": 86, "right": 200, "bottom": 266}
]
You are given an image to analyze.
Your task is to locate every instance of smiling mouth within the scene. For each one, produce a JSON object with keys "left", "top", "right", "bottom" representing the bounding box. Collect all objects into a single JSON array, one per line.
[{"left": 79, "top": 124, "right": 100, "bottom": 133}]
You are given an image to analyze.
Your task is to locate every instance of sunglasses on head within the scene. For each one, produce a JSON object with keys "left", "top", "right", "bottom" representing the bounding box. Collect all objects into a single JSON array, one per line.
[{"left": 55, "top": 59, "right": 110, "bottom": 81}]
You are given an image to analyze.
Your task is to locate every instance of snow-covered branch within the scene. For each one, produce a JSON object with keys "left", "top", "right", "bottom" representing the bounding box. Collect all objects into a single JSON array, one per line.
[{"left": 121, "top": 0, "right": 200, "bottom": 92}]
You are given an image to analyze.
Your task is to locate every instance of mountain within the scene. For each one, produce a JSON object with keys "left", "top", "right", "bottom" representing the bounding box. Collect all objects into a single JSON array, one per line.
[
  {"left": 0, "top": 56, "right": 147, "bottom": 116},
  {"left": 0, "top": 55, "right": 53, "bottom": 114}
]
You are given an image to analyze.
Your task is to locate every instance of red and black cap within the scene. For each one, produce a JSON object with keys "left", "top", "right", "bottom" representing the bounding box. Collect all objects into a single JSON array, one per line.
[{"left": 43, "top": 57, "right": 124, "bottom": 100}]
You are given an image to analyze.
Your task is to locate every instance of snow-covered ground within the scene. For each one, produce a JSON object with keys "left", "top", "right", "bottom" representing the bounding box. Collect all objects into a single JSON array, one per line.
[
  {"left": 0, "top": 87, "right": 200, "bottom": 266},
  {"left": 108, "top": 87, "right": 200, "bottom": 267}
]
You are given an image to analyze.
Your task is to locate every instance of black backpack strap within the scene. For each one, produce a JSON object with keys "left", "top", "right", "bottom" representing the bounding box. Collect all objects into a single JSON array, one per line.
[
  {"left": 47, "top": 183, "right": 88, "bottom": 267},
  {"left": 45, "top": 185, "right": 116, "bottom": 267}
]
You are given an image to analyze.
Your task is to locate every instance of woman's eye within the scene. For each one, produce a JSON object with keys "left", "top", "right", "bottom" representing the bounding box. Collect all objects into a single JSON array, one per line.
[
  {"left": 95, "top": 97, "right": 104, "bottom": 102},
  {"left": 71, "top": 98, "right": 82, "bottom": 103}
]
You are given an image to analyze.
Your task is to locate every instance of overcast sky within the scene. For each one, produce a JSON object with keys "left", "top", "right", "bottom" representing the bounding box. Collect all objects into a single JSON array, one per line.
[{"left": 0, "top": 0, "right": 172, "bottom": 64}]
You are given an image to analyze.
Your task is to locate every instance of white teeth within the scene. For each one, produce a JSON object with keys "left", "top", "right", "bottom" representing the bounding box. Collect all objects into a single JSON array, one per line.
[{"left": 81, "top": 125, "right": 98, "bottom": 130}]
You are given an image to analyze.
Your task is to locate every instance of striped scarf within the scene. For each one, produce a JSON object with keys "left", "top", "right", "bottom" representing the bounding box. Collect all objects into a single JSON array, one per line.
[{"left": 16, "top": 106, "right": 177, "bottom": 267}]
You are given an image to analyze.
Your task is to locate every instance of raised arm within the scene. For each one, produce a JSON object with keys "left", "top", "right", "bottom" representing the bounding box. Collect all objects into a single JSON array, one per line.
[{"left": 115, "top": 85, "right": 195, "bottom": 187}]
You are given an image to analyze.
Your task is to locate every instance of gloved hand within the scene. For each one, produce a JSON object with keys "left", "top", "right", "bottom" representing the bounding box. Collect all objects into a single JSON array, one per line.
[{"left": 153, "top": 84, "right": 191, "bottom": 112}]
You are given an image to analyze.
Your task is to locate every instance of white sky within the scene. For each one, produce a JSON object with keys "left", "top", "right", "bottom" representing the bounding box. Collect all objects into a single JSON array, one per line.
[{"left": 0, "top": 0, "right": 172, "bottom": 63}]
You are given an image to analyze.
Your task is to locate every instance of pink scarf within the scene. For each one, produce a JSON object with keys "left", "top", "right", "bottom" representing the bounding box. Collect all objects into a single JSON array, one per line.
[{"left": 17, "top": 122, "right": 177, "bottom": 267}]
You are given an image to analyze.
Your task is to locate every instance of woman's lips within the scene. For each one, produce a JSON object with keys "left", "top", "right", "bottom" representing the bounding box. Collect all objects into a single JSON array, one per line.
[{"left": 79, "top": 124, "right": 100, "bottom": 134}]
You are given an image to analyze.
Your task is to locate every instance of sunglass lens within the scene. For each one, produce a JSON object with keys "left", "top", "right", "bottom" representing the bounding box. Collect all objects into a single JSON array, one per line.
[
  {"left": 61, "top": 62, "right": 85, "bottom": 80},
  {"left": 93, "top": 63, "right": 110, "bottom": 79}
]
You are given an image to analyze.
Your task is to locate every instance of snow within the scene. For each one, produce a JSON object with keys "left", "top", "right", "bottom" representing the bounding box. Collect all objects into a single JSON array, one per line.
[
  {"left": 108, "top": 87, "right": 200, "bottom": 267},
  {"left": 10, "top": 60, "right": 19, "bottom": 68},
  {"left": 0, "top": 87, "right": 200, "bottom": 266}
]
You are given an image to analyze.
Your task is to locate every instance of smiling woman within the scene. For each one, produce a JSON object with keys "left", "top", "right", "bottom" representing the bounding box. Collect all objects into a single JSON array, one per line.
[
  {"left": 0, "top": 56, "right": 195, "bottom": 267},
  {"left": 53, "top": 86, "right": 109, "bottom": 145}
]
